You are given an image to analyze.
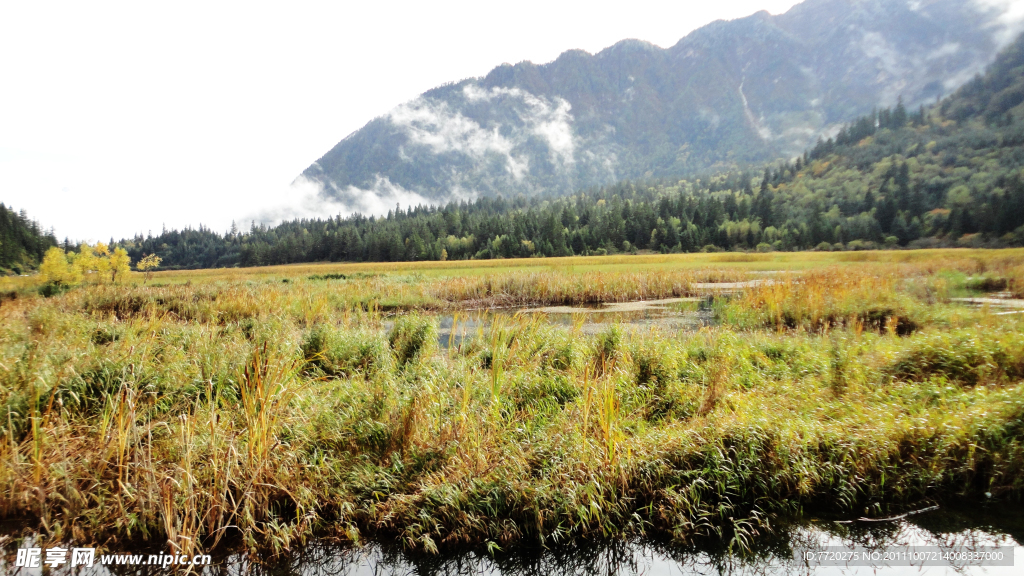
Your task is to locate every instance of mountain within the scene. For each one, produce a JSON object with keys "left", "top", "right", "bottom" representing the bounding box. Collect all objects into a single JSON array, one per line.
[
  {"left": 124, "top": 29, "right": 1024, "bottom": 268},
  {"left": 297, "top": 0, "right": 1024, "bottom": 214}
]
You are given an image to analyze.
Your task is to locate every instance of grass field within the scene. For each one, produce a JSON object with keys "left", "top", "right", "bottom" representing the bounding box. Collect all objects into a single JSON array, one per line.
[
  {"left": 0, "top": 248, "right": 1022, "bottom": 557},
  {"left": 99, "top": 247, "right": 1024, "bottom": 281}
]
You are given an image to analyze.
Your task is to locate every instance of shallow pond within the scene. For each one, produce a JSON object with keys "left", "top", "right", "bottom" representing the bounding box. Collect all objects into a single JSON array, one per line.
[
  {"left": 422, "top": 286, "right": 1024, "bottom": 350},
  {"left": 428, "top": 298, "right": 716, "bottom": 350}
]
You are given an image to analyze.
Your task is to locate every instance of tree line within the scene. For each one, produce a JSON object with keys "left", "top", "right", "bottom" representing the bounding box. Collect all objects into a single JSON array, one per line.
[
  {"left": 114, "top": 131, "right": 1024, "bottom": 270},
  {"left": 0, "top": 203, "right": 58, "bottom": 274}
]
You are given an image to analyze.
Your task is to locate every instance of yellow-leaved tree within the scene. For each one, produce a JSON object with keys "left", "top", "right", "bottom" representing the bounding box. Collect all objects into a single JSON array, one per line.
[
  {"left": 41, "top": 243, "right": 133, "bottom": 287},
  {"left": 93, "top": 242, "right": 111, "bottom": 278},
  {"left": 72, "top": 242, "right": 96, "bottom": 278},
  {"left": 136, "top": 253, "right": 162, "bottom": 284},
  {"left": 73, "top": 242, "right": 113, "bottom": 281},
  {"left": 108, "top": 247, "right": 131, "bottom": 283},
  {"left": 39, "top": 247, "right": 82, "bottom": 286}
]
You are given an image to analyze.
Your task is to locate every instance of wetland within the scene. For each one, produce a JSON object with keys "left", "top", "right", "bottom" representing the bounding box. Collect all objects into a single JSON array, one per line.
[{"left": 0, "top": 249, "right": 1022, "bottom": 571}]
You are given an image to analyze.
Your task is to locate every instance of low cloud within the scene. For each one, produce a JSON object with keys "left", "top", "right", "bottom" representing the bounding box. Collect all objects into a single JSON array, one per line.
[
  {"left": 926, "top": 42, "right": 962, "bottom": 60},
  {"left": 243, "top": 175, "right": 451, "bottom": 226},
  {"left": 975, "top": 0, "right": 1024, "bottom": 48},
  {"left": 389, "top": 96, "right": 528, "bottom": 180},
  {"left": 382, "top": 83, "right": 578, "bottom": 192},
  {"left": 462, "top": 85, "right": 576, "bottom": 167}
]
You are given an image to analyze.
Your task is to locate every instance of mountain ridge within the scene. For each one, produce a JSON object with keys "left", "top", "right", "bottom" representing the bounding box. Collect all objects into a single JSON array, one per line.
[
  {"left": 115, "top": 28, "right": 1024, "bottom": 269},
  {"left": 299, "top": 0, "right": 1021, "bottom": 215}
]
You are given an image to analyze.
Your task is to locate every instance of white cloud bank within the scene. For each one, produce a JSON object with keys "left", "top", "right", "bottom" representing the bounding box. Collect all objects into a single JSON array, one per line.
[
  {"left": 296, "top": 83, "right": 581, "bottom": 216},
  {"left": 461, "top": 85, "right": 576, "bottom": 166},
  {"left": 242, "top": 175, "right": 443, "bottom": 227},
  {"left": 385, "top": 84, "right": 577, "bottom": 185},
  {"left": 390, "top": 97, "right": 529, "bottom": 180},
  {"left": 975, "top": 0, "right": 1024, "bottom": 48}
]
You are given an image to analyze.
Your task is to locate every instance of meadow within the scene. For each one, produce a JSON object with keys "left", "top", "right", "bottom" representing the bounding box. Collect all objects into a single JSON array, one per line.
[{"left": 0, "top": 248, "right": 1022, "bottom": 558}]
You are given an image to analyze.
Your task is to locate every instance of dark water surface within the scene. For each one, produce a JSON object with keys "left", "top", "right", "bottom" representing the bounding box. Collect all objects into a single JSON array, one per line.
[
  {"left": 4, "top": 504, "right": 1019, "bottom": 575},
  {"left": 243, "top": 505, "right": 1023, "bottom": 576}
]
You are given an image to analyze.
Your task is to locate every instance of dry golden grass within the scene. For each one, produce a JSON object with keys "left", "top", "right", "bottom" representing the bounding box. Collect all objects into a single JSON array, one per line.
[
  {"left": 49, "top": 247, "right": 1021, "bottom": 286},
  {"left": 0, "top": 248, "right": 1022, "bottom": 556}
]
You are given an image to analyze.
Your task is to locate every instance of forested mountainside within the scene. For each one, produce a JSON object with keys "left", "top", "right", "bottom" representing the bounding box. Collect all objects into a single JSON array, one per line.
[
  {"left": 0, "top": 204, "right": 57, "bottom": 274},
  {"left": 297, "top": 0, "right": 1019, "bottom": 214},
  {"left": 114, "top": 29, "right": 1024, "bottom": 268}
]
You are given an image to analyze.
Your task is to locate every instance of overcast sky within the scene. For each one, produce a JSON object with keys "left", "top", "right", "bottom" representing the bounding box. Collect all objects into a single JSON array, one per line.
[{"left": 0, "top": 0, "right": 892, "bottom": 242}]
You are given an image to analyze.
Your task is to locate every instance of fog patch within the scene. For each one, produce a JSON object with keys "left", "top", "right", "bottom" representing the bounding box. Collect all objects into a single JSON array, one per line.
[
  {"left": 461, "top": 84, "right": 576, "bottom": 167},
  {"left": 859, "top": 31, "right": 903, "bottom": 79},
  {"left": 738, "top": 81, "right": 772, "bottom": 140},
  {"left": 927, "top": 42, "right": 962, "bottom": 60},
  {"left": 389, "top": 98, "right": 527, "bottom": 181},
  {"left": 245, "top": 175, "right": 451, "bottom": 225},
  {"left": 974, "top": 0, "right": 1024, "bottom": 48},
  {"left": 531, "top": 99, "right": 575, "bottom": 166}
]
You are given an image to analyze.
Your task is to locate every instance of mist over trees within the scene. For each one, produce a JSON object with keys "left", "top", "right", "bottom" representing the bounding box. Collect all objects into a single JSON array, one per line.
[{"left": 115, "top": 144, "right": 1024, "bottom": 270}]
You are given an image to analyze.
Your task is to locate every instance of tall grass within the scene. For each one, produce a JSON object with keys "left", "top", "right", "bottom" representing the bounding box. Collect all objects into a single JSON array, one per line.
[
  {"left": 719, "top": 267, "right": 921, "bottom": 333},
  {"left": 715, "top": 259, "right": 1024, "bottom": 333},
  {"left": 428, "top": 269, "right": 747, "bottom": 306},
  {"left": 0, "top": 254, "right": 1021, "bottom": 556}
]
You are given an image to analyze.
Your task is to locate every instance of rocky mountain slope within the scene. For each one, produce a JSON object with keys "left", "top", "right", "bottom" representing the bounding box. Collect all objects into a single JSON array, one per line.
[
  {"left": 299, "top": 0, "right": 1023, "bottom": 212},
  {"left": 122, "top": 29, "right": 1024, "bottom": 267}
]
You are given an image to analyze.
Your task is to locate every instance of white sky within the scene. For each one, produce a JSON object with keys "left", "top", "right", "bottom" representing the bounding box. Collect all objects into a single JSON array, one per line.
[{"left": 2, "top": 0, "right": 836, "bottom": 242}]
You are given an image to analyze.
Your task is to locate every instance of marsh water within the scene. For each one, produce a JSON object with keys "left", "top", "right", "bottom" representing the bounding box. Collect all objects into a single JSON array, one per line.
[
  {"left": 5, "top": 504, "right": 1018, "bottom": 575},
  {"left": 228, "top": 505, "right": 1023, "bottom": 575},
  {"left": 427, "top": 297, "right": 716, "bottom": 350},
  {"left": 422, "top": 286, "right": 1024, "bottom": 350}
]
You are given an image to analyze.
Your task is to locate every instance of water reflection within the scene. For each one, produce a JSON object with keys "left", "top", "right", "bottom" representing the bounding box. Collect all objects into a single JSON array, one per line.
[
  {"left": 432, "top": 298, "right": 716, "bottom": 350},
  {"left": 6, "top": 505, "right": 1012, "bottom": 575},
  {"left": 243, "top": 511, "right": 1022, "bottom": 575},
  {"left": 230, "top": 507, "right": 1024, "bottom": 575},
  {"left": 245, "top": 540, "right": 746, "bottom": 576}
]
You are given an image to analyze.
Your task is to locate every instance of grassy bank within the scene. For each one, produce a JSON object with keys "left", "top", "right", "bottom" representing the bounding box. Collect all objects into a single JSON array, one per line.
[{"left": 0, "top": 251, "right": 1022, "bottom": 556}]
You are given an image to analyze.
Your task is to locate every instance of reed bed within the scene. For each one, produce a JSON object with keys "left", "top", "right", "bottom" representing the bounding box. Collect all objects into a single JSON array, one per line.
[
  {"left": 426, "top": 268, "right": 749, "bottom": 306},
  {"left": 0, "top": 247, "right": 1009, "bottom": 288},
  {"left": 718, "top": 258, "right": 1024, "bottom": 334},
  {"left": 0, "top": 254, "right": 1022, "bottom": 557}
]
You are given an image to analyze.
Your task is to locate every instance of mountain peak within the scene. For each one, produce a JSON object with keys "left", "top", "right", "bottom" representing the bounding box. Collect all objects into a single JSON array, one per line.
[
  {"left": 601, "top": 39, "right": 659, "bottom": 54},
  {"left": 300, "top": 0, "right": 1022, "bottom": 217}
]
